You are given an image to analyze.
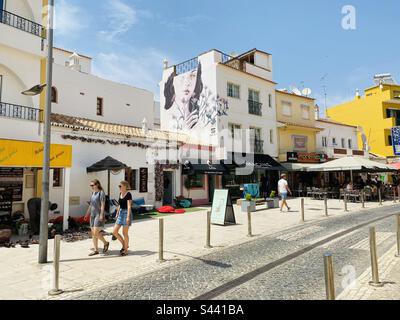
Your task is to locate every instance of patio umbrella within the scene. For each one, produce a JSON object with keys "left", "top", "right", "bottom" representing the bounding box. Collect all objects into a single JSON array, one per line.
[
  {"left": 86, "top": 156, "right": 128, "bottom": 198},
  {"left": 307, "top": 156, "right": 396, "bottom": 174}
]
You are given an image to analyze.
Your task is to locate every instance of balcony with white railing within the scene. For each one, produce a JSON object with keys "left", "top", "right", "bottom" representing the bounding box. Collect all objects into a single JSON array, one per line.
[{"left": 0, "top": 102, "right": 41, "bottom": 121}]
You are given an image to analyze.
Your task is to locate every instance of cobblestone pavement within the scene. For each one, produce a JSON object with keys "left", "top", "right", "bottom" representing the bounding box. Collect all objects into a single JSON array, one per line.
[{"left": 73, "top": 205, "right": 400, "bottom": 300}]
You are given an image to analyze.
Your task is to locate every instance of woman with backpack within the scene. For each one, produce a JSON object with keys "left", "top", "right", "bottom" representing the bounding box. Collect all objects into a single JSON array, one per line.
[
  {"left": 85, "top": 179, "right": 109, "bottom": 256},
  {"left": 112, "top": 181, "right": 133, "bottom": 256}
]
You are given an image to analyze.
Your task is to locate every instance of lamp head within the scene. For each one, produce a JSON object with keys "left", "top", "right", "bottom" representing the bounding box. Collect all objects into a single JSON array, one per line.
[{"left": 21, "top": 84, "right": 47, "bottom": 96}]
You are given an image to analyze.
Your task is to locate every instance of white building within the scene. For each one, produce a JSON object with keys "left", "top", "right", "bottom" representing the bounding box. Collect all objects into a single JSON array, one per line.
[
  {"left": 315, "top": 114, "right": 368, "bottom": 159},
  {"left": 0, "top": 1, "right": 184, "bottom": 228},
  {"left": 159, "top": 49, "right": 282, "bottom": 203},
  {"left": 0, "top": 1, "right": 69, "bottom": 224}
]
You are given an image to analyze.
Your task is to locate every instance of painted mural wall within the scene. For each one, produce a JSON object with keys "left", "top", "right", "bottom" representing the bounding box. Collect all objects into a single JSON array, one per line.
[{"left": 161, "top": 59, "right": 229, "bottom": 146}]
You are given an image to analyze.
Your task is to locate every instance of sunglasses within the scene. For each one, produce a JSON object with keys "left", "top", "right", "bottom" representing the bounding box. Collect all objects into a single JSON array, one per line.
[{"left": 90, "top": 184, "right": 95, "bottom": 187}]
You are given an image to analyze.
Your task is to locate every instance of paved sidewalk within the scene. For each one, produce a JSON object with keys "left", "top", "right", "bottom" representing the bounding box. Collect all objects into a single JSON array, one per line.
[
  {"left": 337, "top": 244, "right": 400, "bottom": 300},
  {"left": 0, "top": 198, "right": 395, "bottom": 300}
]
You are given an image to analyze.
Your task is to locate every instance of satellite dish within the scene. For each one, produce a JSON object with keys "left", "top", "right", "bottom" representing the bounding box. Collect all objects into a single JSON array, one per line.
[
  {"left": 292, "top": 87, "right": 302, "bottom": 96},
  {"left": 302, "top": 88, "right": 312, "bottom": 97}
]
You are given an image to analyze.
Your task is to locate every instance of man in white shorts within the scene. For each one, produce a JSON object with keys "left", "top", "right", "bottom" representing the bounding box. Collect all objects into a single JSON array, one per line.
[{"left": 278, "top": 173, "right": 292, "bottom": 212}]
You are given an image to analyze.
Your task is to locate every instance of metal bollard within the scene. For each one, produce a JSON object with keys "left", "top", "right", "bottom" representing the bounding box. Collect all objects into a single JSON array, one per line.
[
  {"left": 205, "top": 211, "right": 212, "bottom": 249},
  {"left": 48, "top": 235, "right": 63, "bottom": 296},
  {"left": 344, "top": 193, "right": 349, "bottom": 212},
  {"left": 324, "top": 195, "right": 328, "bottom": 217},
  {"left": 361, "top": 191, "right": 365, "bottom": 209},
  {"left": 301, "top": 198, "right": 305, "bottom": 223},
  {"left": 378, "top": 189, "right": 383, "bottom": 206},
  {"left": 247, "top": 206, "right": 253, "bottom": 237},
  {"left": 396, "top": 215, "right": 400, "bottom": 258},
  {"left": 323, "top": 253, "right": 336, "bottom": 300},
  {"left": 369, "top": 227, "right": 383, "bottom": 287},
  {"left": 158, "top": 219, "right": 166, "bottom": 263}
]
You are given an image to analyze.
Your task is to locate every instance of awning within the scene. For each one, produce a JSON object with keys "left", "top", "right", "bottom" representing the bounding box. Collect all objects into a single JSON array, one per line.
[
  {"left": 306, "top": 156, "right": 396, "bottom": 172},
  {"left": 0, "top": 139, "right": 72, "bottom": 168},
  {"left": 283, "top": 163, "right": 313, "bottom": 172},
  {"left": 232, "top": 153, "right": 286, "bottom": 171},
  {"left": 182, "top": 160, "right": 228, "bottom": 175}
]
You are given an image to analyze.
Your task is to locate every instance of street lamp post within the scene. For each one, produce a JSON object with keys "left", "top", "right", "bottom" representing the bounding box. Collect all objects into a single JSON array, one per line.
[
  {"left": 39, "top": 0, "right": 55, "bottom": 264},
  {"left": 21, "top": 2, "right": 54, "bottom": 263}
]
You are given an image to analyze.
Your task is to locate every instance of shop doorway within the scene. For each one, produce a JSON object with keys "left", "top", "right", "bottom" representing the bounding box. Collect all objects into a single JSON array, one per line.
[
  {"left": 208, "top": 175, "right": 216, "bottom": 203},
  {"left": 163, "top": 171, "right": 174, "bottom": 205}
]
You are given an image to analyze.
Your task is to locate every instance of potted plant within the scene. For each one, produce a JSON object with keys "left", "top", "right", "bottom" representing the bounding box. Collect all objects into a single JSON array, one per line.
[
  {"left": 266, "top": 191, "right": 280, "bottom": 208},
  {"left": 241, "top": 193, "right": 256, "bottom": 212}
]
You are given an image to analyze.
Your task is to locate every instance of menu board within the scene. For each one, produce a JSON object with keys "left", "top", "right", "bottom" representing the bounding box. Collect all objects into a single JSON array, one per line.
[
  {"left": 139, "top": 168, "right": 148, "bottom": 193},
  {"left": 0, "top": 168, "right": 23, "bottom": 201},
  {"left": 211, "top": 189, "right": 236, "bottom": 226}
]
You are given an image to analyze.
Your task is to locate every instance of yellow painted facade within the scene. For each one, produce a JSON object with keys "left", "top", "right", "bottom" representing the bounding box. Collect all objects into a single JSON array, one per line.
[
  {"left": 0, "top": 139, "right": 72, "bottom": 168},
  {"left": 275, "top": 91, "right": 321, "bottom": 162},
  {"left": 327, "top": 84, "right": 400, "bottom": 158}
]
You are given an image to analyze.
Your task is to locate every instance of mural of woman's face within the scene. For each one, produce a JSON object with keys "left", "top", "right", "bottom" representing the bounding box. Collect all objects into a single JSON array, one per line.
[{"left": 175, "top": 69, "right": 198, "bottom": 105}]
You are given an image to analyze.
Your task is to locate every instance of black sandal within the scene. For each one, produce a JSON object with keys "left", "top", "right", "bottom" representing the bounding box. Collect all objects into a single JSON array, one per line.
[
  {"left": 89, "top": 251, "right": 99, "bottom": 256},
  {"left": 103, "top": 242, "right": 110, "bottom": 253}
]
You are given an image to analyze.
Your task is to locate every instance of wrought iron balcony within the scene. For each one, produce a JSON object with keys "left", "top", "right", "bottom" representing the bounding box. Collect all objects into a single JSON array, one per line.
[
  {"left": 248, "top": 100, "right": 263, "bottom": 116},
  {"left": 175, "top": 57, "right": 199, "bottom": 75},
  {"left": 0, "top": 10, "right": 45, "bottom": 38},
  {"left": 253, "top": 139, "right": 264, "bottom": 154},
  {"left": 0, "top": 102, "right": 41, "bottom": 121}
]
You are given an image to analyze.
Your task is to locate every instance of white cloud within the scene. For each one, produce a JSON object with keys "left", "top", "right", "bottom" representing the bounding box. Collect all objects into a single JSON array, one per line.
[
  {"left": 98, "top": 0, "right": 137, "bottom": 42},
  {"left": 92, "top": 48, "right": 167, "bottom": 99},
  {"left": 54, "top": 0, "right": 88, "bottom": 37}
]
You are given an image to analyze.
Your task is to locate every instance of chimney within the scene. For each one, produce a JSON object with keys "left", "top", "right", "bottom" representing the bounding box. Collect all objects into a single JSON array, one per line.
[
  {"left": 69, "top": 52, "right": 81, "bottom": 72},
  {"left": 314, "top": 104, "right": 320, "bottom": 120},
  {"left": 355, "top": 89, "right": 361, "bottom": 99},
  {"left": 163, "top": 58, "right": 169, "bottom": 70},
  {"left": 142, "top": 118, "right": 148, "bottom": 135}
]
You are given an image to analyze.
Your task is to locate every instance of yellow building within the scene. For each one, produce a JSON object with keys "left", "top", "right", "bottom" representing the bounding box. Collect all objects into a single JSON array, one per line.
[
  {"left": 275, "top": 90, "right": 322, "bottom": 163},
  {"left": 327, "top": 83, "right": 400, "bottom": 158}
]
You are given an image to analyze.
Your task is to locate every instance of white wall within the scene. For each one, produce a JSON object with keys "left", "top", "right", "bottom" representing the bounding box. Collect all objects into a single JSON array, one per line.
[
  {"left": 0, "top": 44, "right": 43, "bottom": 107},
  {"left": 51, "top": 127, "right": 156, "bottom": 217},
  {"left": 316, "top": 120, "right": 358, "bottom": 150},
  {"left": 51, "top": 64, "right": 155, "bottom": 128},
  {"left": 216, "top": 64, "right": 278, "bottom": 157}
]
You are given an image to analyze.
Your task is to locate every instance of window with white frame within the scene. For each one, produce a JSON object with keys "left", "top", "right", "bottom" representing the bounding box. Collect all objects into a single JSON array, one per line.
[
  {"left": 348, "top": 139, "right": 352, "bottom": 149},
  {"left": 268, "top": 94, "right": 272, "bottom": 108},
  {"left": 227, "top": 83, "right": 240, "bottom": 99},
  {"left": 270, "top": 129, "right": 274, "bottom": 143},
  {"left": 228, "top": 123, "right": 242, "bottom": 141},
  {"left": 301, "top": 105, "right": 310, "bottom": 119},
  {"left": 322, "top": 137, "right": 327, "bottom": 147},
  {"left": 248, "top": 89, "right": 260, "bottom": 102},
  {"left": 332, "top": 138, "right": 337, "bottom": 146},
  {"left": 341, "top": 138, "right": 345, "bottom": 148},
  {"left": 282, "top": 101, "right": 292, "bottom": 116}
]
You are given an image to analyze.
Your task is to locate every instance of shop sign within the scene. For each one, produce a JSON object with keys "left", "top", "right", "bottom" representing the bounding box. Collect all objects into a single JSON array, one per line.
[
  {"left": 139, "top": 168, "right": 148, "bottom": 193},
  {"left": 0, "top": 139, "right": 72, "bottom": 168},
  {"left": 287, "top": 152, "right": 327, "bottom": 163},
  {"left": 392, "top": 127, "right": 400, "bottom": 156}
]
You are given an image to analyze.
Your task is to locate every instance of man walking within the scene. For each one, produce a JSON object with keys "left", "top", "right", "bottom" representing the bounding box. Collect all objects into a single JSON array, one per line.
[{"left": 278, "top": 173, "right": 292, "bottom": 212}]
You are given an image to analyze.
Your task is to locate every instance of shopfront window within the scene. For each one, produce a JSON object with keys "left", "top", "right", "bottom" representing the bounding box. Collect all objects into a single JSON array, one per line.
[
  {"left": 185, "top": 174, "right": 204, "bottom": 189},
  {"left": 52, "top": 168, "right": 63, "bottom": 187}
]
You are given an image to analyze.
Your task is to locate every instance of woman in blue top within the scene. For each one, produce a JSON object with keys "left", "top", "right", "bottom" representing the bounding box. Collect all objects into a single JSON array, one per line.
[
  {"left": 112, "top": 181, "right": 132, "bottom": 256},
  {"left": 85, "top": 179, "right": 110, "bottom": 256}
]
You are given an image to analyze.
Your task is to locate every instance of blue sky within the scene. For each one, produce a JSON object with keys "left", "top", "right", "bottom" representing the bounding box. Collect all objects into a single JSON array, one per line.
[{"left": 54, "top": 0, "right": 400, "bottom": 113}]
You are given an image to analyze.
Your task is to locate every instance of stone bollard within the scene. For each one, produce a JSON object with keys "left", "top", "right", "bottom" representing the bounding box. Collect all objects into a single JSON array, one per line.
[
  {"left": 48, "top": 235, "right": 63, "bottom": 296},
  {"left": 323, "top": 252, "right": 336, "bottom": 300},
  {"left": 368, "top": 227, "right": 383, "bottom": 287}
]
